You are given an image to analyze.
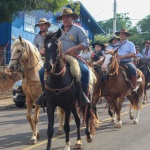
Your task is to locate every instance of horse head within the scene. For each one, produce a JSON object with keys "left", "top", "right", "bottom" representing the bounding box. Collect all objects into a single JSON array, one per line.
[
  {"left": 44, "top": 28, "right": 63, "bottom": 74},
  {"left": 9, "top": 35, "right": 41, "bottom": 72},
  {"left": 101, "top": 50, "right": 118, "bottom": 74}
]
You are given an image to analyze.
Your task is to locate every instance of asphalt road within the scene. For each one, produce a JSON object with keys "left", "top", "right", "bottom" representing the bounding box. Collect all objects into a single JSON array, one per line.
[{"left": 0, "top": 99, "right": 150, "bottom": 150}]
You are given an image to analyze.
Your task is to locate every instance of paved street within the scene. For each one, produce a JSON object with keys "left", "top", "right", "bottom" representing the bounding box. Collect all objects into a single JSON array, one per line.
[{"left": 0, "top": 98, "right": 150, "bottom": 150}]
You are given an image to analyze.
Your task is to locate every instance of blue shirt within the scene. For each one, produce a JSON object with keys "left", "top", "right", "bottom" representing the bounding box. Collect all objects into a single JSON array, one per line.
[
  {"left": 136, "top": 53, "right": 143, "bottom": 58},
  {"left": 118, "top": 40, "right": 136, "bottom": 62}
]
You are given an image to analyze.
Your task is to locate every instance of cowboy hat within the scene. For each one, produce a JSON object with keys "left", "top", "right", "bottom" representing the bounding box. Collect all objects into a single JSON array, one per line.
[
  {"left": 35, "top": 18, "right": 51, "bottom": 27},
  {"left": 143, "top": 40, "right": 150, "bottom": 44},
  {"left": 115, "top": 29, "right": 131, "bottom": 37},
  {"left": 109, "top": 36, "right": 120, "bottom": 43},
  {"left": 57, "top": 8, "right": 79, "bottom": 20},
  {"left": 92, "top": 41, "right": 105, "bottom": 50}
]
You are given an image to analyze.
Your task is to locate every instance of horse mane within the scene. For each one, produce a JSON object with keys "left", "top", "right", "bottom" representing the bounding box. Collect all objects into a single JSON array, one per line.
[{"left": 44, "top": 31, "right": 55, "bottom": 44}]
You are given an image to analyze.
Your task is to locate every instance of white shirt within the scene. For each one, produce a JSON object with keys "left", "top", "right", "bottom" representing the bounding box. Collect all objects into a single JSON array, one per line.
[{"left": 142, "top": 47, "right": 150, "bottom": 59}]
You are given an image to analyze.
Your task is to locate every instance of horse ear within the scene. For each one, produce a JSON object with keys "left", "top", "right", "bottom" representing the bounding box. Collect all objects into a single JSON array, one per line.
[
  {"left": 11, "top": 35, "right": 16, "bottom": 41},
  {"left": 113, "top": 49, "right": 118, "bottom": 55},
  {"left": 19, "top": 35, "right": 23, "bottom": 43},
  {"left": 56, "top": 28, "right": 62, "bottom": 38}
]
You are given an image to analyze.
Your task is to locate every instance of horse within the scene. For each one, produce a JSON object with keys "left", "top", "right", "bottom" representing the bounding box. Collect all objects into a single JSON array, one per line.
[
  {"left": 43, "top": 28, "right": 96, "bottom": 150},
  {"left": 133, "top": 56, "right": 150, "bottom": 104},
  {"left": 8, "top": 35, "right": 43, "bottom": 143},
  {"left": 100, "top": 50, "right": 145, "bottom": 128}
]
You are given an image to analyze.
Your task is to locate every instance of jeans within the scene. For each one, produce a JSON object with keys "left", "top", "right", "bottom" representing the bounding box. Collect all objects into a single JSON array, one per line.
[
  {"left": 39, "top": 66, "right": 44, "bottom": 84},
  {"left": 120, "top": 61, "right": 137, "bottom": 76}
]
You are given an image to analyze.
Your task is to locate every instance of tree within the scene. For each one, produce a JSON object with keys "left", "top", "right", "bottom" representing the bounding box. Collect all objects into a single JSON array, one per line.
[
  {"left": 98, "top": 13, "right": 132, "bottom": 35},
  {"left": 137, "top": 15, "right": 150, "bottom": 33},
  {"left": 0, "top": 0, "right": 69, "bottom": 23}
]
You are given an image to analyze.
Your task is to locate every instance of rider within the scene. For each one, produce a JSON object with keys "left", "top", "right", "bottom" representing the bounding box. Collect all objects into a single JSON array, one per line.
[
  {"left": 106, "top": 36, "right": 120, "bottom": 51},
  {"left": 115, "top": 29, "right": 137, "bottom": 93},
  {"left": 36, "top": 8, "right": 91, "bottom": 107},
  {"left": 56, "top": 8, "right": 91, "bottom": 106},
  {"left": 142, "top": 40, "right": 150, "bottom": 59},
  {"left": 33, "top": 18, "right": 51, "bottom": 91}
]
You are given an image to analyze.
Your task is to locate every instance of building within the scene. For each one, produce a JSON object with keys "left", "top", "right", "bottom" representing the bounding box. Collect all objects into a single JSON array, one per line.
[{"left": 0, "top": 1, "right": 104, "bottom": 65}]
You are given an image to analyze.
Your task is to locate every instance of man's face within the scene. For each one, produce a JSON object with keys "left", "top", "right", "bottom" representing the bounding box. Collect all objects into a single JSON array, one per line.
[
  {"left": 62, "top": 15, "right": 73, "bottom": 27},
  {"left": 38, "top": 23, "right": 48, "bottom": 32},
  {"left": 119, "top": 32, "right": 127, "bottom": 41},
  {"left": 145, "top": 43, "right": 150, "bottom": 48}
]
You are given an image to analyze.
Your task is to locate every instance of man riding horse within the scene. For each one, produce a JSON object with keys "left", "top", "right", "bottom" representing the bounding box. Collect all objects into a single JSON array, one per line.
[{"left": 36, "top": 8, "right": 91, "bottom": 107}]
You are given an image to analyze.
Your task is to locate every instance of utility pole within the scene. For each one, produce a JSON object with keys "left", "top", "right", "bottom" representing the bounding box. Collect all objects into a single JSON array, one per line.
[{"left": 113, "top": 0, "right": 117, "bottom": 36}]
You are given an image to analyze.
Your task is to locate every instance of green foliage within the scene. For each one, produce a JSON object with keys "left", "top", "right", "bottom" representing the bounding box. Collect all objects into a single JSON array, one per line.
[
  {"left": 0, "top": 0, "right": 69, "bottom": 23},
  {"left": 137, "top": 15, "right": 150, "bottom": 33},
  {"left": 69, "top": 1, "right": 80, "bottom": 15}
]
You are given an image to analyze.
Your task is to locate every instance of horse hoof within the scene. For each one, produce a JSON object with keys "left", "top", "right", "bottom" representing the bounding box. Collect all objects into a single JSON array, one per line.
[
  {"left": 74, "top": 140, "right": 82, "bottom": 149},
  {"left": 86, "top": 134, "right": 93, "bottom": 143},
  {"left": 30, "top": 137, "right": 37, "bottom": 144},
  {"left": 143, "top": 101, "right": 146, "bottom": 104},
  {"left": 111, "top": 118, "right": 116, "bottom": 123},
  {"left": 57, "top": 129, "right": 64, "bottom": 135},
  {"left": 133, "top": 119, "right": 138, "bottom": 124},
  {"left": 36, "top": 131, "right": 40, "bottom": 140},
  {"left": 114, "top": 123, "right": 122, "bottom": 128},
  {"left": 64, "top": 141, "right": 71, "bottom": 150},
  {"left": 130, "top": 114, "right": 134, "bottom": 120}
]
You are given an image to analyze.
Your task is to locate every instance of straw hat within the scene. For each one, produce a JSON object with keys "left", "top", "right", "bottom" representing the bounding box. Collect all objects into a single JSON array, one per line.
[
  {"left": 115, "top": 29, "right": 131, "bottom": 37},
  {"left": 143, "top": 40, "right": 150, "bottom": 44},
  {"left": 135, "top": 46, "right": 140, "bottom": 50},
  {"left": 57, "top": 8, "right": 79, "bottom": 20},
  {"left": 35, "top": 18, "right": 51, "bottom": 27}
]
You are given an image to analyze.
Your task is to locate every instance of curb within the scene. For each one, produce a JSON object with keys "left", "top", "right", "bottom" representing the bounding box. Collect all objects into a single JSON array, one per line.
[{"left": 0, "top": 104, "right": 16, "bottom": 111}]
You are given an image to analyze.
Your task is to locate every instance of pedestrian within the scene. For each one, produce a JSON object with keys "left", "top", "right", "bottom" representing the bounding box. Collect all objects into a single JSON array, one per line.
[
  {"left": 33, "top": 18, "right": 51, "bottom": 56},
  {"left": 142, "top": 40, "right": 150, "bottom": 59},
  {"left": 115, "top": 29, "right": 137, "bottom": 93},
  {"left": 81, "top": 46, "right": 92, "bottom": 63}
]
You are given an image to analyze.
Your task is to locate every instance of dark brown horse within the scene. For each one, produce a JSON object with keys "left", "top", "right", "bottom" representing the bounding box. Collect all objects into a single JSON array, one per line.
[
  {"left": 133, "top": 57, "right": 150, "bottom": 104},
  {"left": 43, "top": 29, "right": 96, "bottom": 150},
  {"left": 101, "top": 50, "right": 145, "bottom": 128}
]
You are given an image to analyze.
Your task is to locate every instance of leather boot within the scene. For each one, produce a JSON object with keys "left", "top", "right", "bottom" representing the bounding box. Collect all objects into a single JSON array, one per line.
[
  {"left": 76, "top": 83, "right": 91, "bottom": 106},
  {"left": 35, "top": 83, "right": 46, "bottom": 107},
  {"left": 130, "top": 76, "right": 137, "bottom": 94},
  {"left": 102, "top": 79, "right": 109, "bottom": 97}
]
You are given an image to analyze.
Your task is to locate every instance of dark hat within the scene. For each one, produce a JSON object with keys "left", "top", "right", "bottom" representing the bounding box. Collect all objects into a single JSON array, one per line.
[
  {"left": 143, "top": 40, "right": 150, "bottom": 44},
  {"left": 92, "top": 41, "right": 105, "bottom": 50},
  {"left": 135, "top": 46, "right": 140, "bottom": 50},
  {"left": 109, "top": 36, "right": 120, "bottom": 43},
  {"left": 115, "top": 29, "right": 131, "bottom": 37},
  {"left": 57, "top": 8, "right": 79, "bottom": 20},
  {"left": 35, "top": 18, "right": 51, "bottom": 27}
]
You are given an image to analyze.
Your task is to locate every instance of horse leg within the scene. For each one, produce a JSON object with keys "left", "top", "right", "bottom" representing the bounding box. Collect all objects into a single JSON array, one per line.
[
  {"left": 72, "top": 105, "right": 82, "bottom": 149},
  {"left": 129, "top": 102, "right": 134, "bottom": 120},
  {"left": 108, "top": 102, "right": 116, "bottom": 123},
  {"left": 32, "top": 104, "right": 41, "bottom": 141},
  {"left": 85, "top": 105, "right": 94, "bottom": 143},
  {"left": 57, "top": 107, "right": 65, "bottom": 135},
  {"left": 143, "top": 87, "right": 147, "bottom": 104},
  {"left": 114, "top": 98, "right": 123, "bottom": 128},
  {"left": 46, "top": 104, "right": 56, "bottom": 150},
  {"left": 64, "top": 109, "right": 71, "bottom": 150},
  {"left": 133, "top": 96, "right": 142, "bottom": 124},
  {"left": 26, "top": 100, "right": 36, "bottom": 144}
]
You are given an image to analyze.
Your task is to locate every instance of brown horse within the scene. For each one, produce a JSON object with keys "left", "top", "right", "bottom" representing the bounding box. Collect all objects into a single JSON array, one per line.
[{"left": 101, "top": 50, "right": 145, "bottom": 127}]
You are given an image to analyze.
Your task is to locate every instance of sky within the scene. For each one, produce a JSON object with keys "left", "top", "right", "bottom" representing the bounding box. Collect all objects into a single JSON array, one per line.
[{"left": 74, "top": 0, "right": 150, "bottom": 26}]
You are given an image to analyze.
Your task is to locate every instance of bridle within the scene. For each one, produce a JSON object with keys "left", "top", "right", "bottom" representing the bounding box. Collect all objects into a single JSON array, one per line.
[
  {"left": 10, "top": 41, "right": 39, "bottom": 72},
  {"left": 46, "top": 38, "right": 66, "bottom": 76}
]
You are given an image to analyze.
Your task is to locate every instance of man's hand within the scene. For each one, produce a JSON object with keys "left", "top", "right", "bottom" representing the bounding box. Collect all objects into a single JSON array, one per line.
[
  {"left": 117, "top": 54, "right": 124, "bottom": 60},
  {"left": 39, "top": 48, "right": 45, "bottom": 55},
  {"left": 65, "top": 48, "right": 76, "bottom": 56}
]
